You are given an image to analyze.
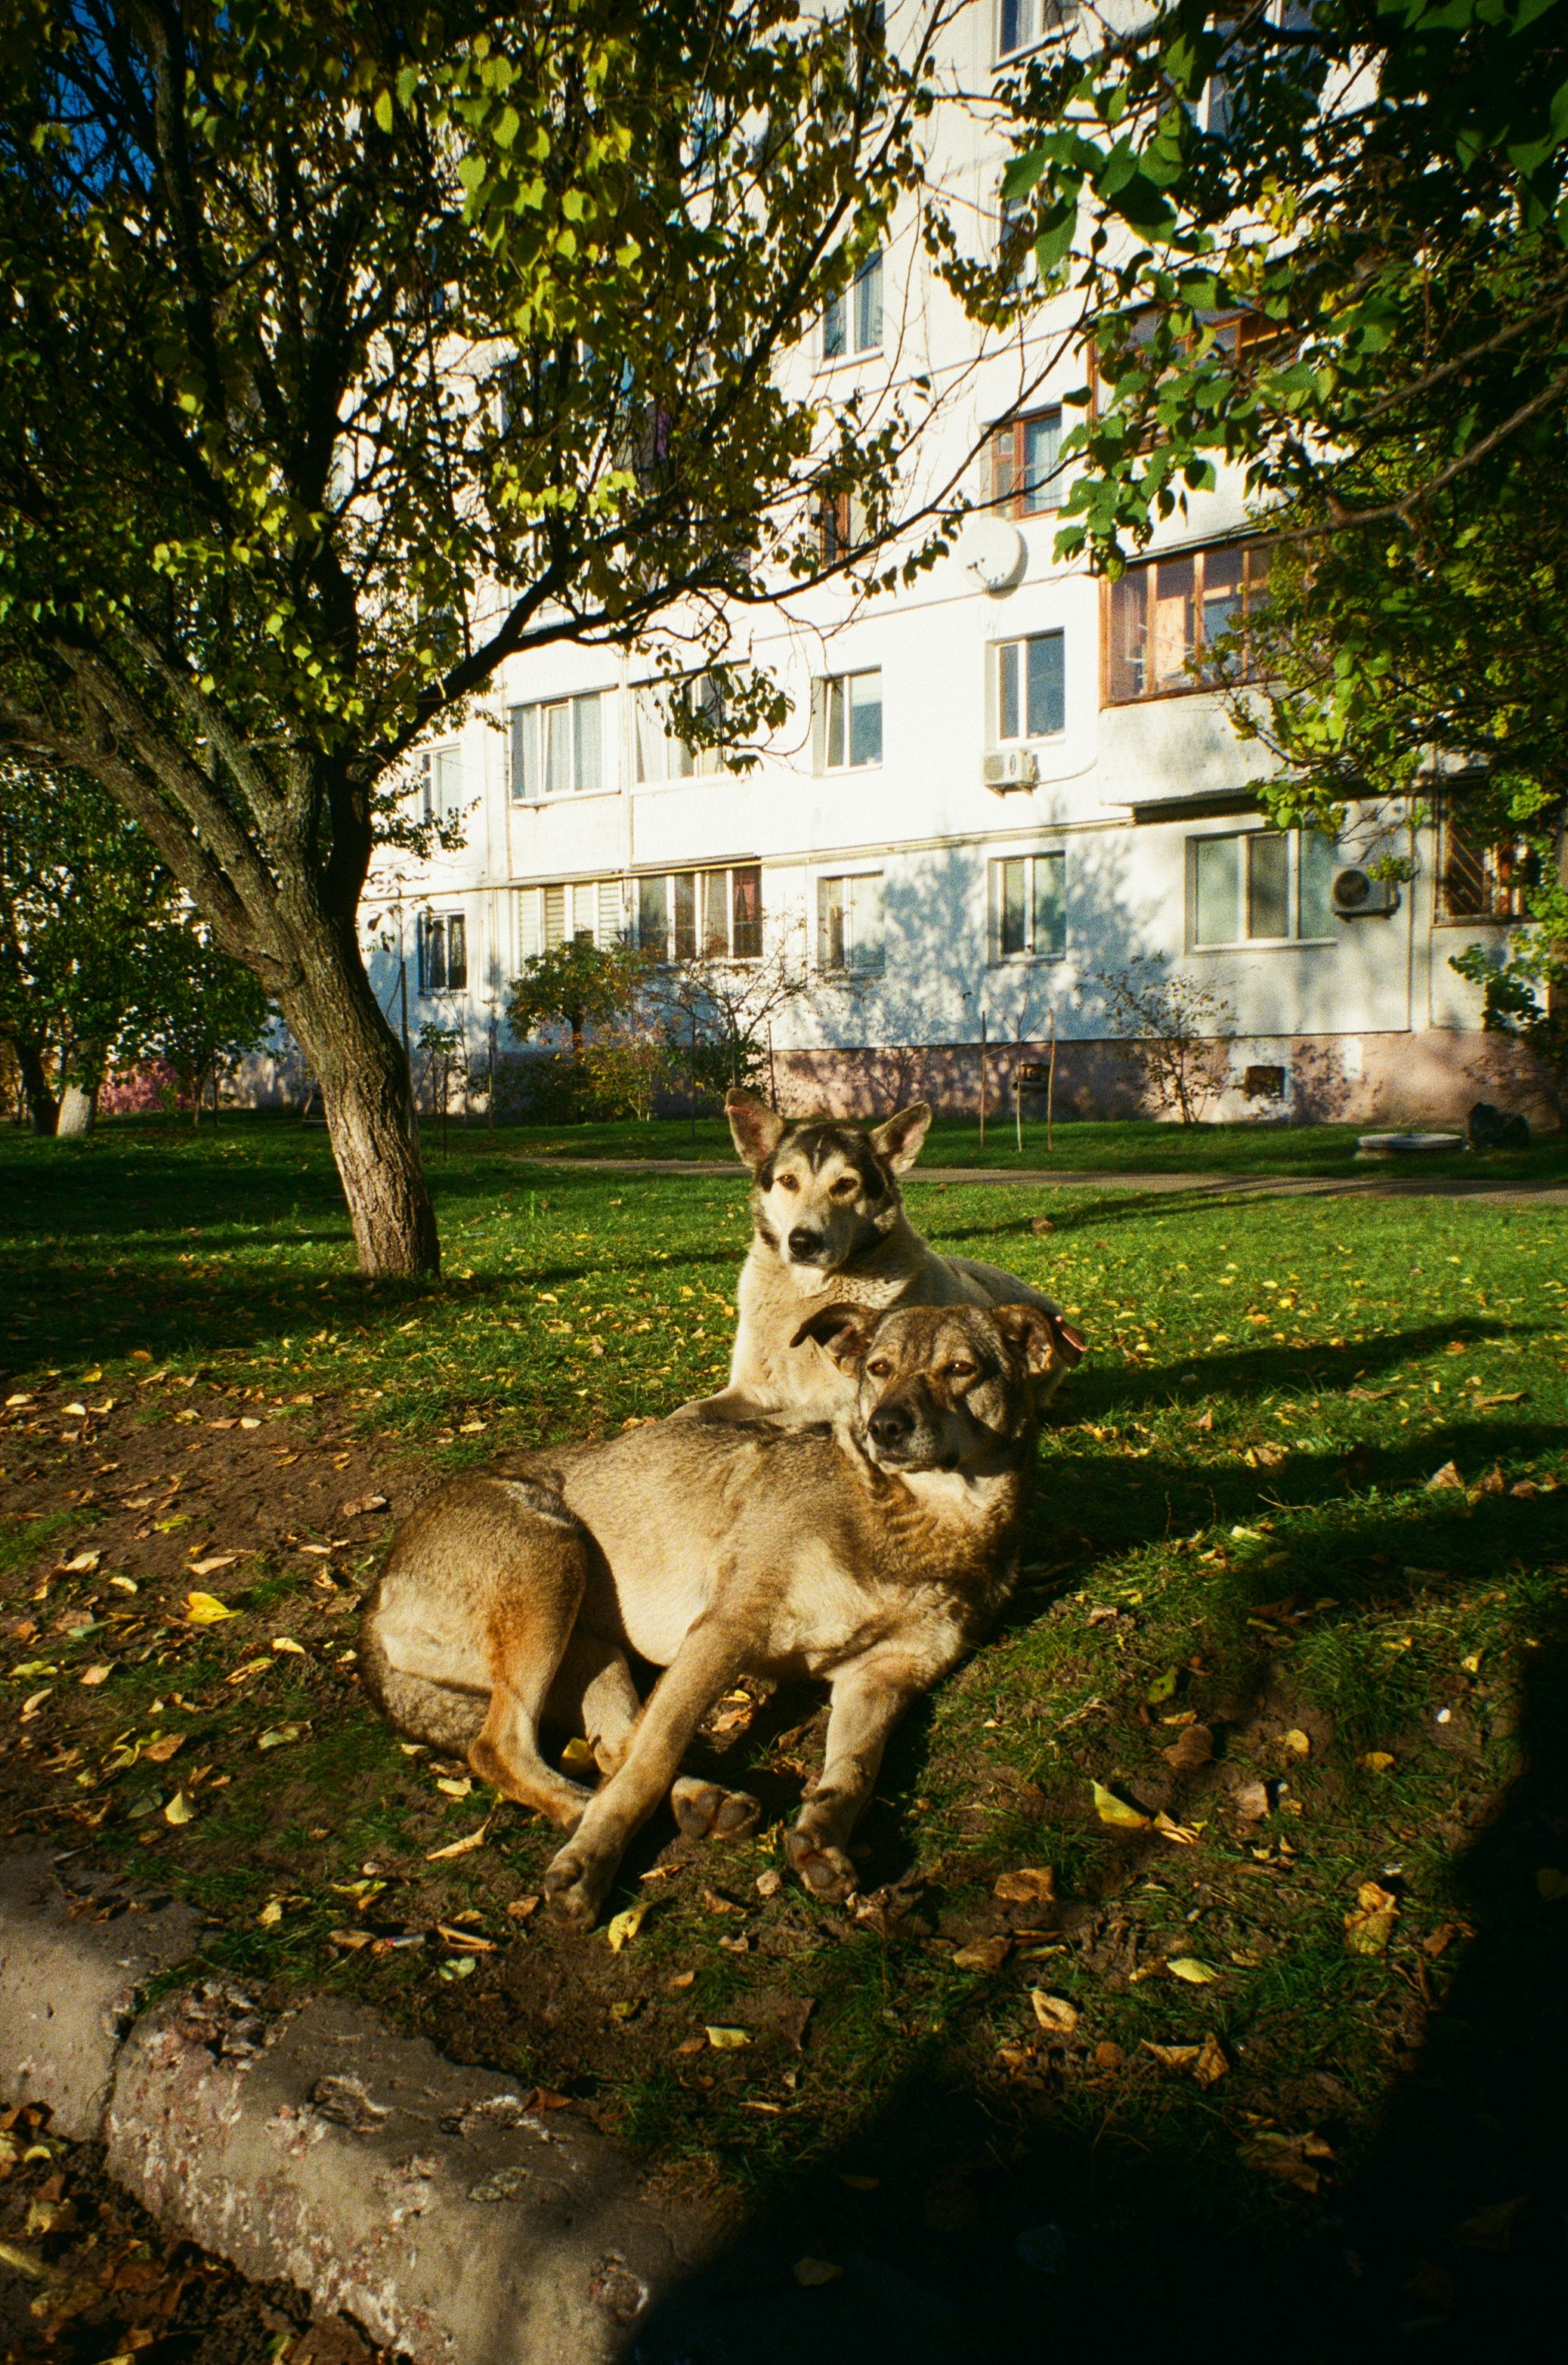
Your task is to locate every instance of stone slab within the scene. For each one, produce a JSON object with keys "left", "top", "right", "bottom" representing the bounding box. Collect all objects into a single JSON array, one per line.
[{"left": 0, "top": 1853, "right": 202, "bottom": 2140}]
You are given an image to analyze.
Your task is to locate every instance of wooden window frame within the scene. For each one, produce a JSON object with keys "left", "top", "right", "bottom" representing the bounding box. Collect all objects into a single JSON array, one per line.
[
  {"left": 1102, "top": 538, "right": 1271, "bottom": 706},
  {"left": 990, "top": 406, "right": 1065, "bottom": 519}
]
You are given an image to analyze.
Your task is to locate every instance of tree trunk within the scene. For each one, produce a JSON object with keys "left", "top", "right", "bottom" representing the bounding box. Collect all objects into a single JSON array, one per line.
[
  {"left": 279, "top": 929, "right": 440, "bottom": 1278},
  {"left": 14, "top": 1037, "right": 57, "bottom": 1135},
  {"left": 57, "top": 1083, "right": 97, "bottom": 1136}
]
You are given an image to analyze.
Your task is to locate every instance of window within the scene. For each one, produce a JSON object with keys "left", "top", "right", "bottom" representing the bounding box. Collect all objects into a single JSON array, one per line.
[
  {"left": 817, "top": 487, "right": 867, "bottom": 565},
  {"left": 1438, "top": 808, "right": 1539, "bottom": 921},
  {"left": 991, "top": 407, "right": 1065, "bottom": 516},
  {"left": 1106, "top": 539, "right": 1270, "bottom": 702},
  {"left": 636, "top": 864, "right": 762, "bottom": 963},
  {"left": 990, "top": 852, "right": 1065, "bottom": 960},
  {"left": 997, "top": 0, "right": 1073, "bottom": 62},
  {"left": 419, "top": 911, "right": 467, "bottom": 992},
  {"left": 818, "top": 872, "right": 884, "bottom": 974},
  {"left": 995, "top": 632, "right": 1065, "bottom": 741},
  {"left": 414, "top": 745, "right": 464, "bottom": 821},
  {"left": 820, "top": 669, "right": 883, "bottom": 769},
  {"left": 509, "top": 693, "right": 605, "bottom": 799},
  {"left": 634, "top": 678, "right": 728, "bottom": 781},
  {"left": 516, "top": 878, "right": 623, "bottom": 960},
  {"left": 1189, "top": 829, "right": 1338, "bottom": 948},
  {"left": 822, "top": 251, "right": 883, "bottom": 360}
]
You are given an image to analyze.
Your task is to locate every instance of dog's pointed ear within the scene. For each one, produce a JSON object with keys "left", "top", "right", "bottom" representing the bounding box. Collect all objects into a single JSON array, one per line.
[
  {"left": 991, "top": 1302, "right": 1087, "bottom": 1377},
  {"left": 790, "top": 1303, "right": 872, "bottom": 1367},
  {"left": 868, "top": 1100, "right": 932, "bottom": 1177},
  {"left": 726, "top": 1088, "right": 786, "bottom": 1170}
]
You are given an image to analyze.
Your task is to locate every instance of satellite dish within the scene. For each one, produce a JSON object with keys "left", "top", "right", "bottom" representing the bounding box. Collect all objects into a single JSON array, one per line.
[{"left": 956, "top": 515, "right": 1026, "bottom": 592}]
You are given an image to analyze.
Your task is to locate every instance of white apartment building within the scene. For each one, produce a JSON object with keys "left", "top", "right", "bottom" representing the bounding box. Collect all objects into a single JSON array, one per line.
[{"left": 360, "top": 1, "right": 1553, "bottom": 1131}]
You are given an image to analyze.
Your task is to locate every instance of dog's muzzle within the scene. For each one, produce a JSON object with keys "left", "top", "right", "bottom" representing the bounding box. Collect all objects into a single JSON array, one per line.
[
  {"left": 866, "top": 1398, "right": 955, "bottom": 1472},
  {"left": 787, "top": 1226, "right": 830, "bottom": 1266}
]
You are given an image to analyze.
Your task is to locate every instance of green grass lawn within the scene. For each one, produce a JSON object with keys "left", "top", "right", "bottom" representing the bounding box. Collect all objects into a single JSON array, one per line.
[
  {"left": 466, "top": 1107, "right": 1568, "bottom": 1182},
  {"left": 2, "top": 1116, "right": 1566, "bottom": 2345}
]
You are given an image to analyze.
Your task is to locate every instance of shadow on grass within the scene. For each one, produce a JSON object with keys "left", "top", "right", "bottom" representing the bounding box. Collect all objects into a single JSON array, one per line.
[{"left": 634, "top": 1504, "right": 1568, "bottom": 2365}]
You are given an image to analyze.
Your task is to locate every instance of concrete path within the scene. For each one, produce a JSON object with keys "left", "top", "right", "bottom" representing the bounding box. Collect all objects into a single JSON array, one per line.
[
  {"left": 0, "top": 1852, "right": 717, "bottom": 2363},
  {"left": 515, "top": 1154, "right": 1568, "bottom": 1208}
]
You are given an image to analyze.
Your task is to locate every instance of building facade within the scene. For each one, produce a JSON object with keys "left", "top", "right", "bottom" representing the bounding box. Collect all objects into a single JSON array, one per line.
[{"left": 357, "top": 2, "right": 1554, "bottom": 1132}]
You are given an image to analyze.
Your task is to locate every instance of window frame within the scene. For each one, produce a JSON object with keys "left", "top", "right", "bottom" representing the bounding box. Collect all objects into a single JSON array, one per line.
[
  {"left": 634, "top": 863, "right": 763, "bottom": 965},
  {"left": 817, "top": 869, "right": 886, "bottom": 978},
  {"left": 993, "top": 629, "right": 1066, "bottom": 744},
  {"left": 509, "top": 691, "right": 609, "bottom": 800},
  {"left": 990, "top": 406, "right": 1066, "bottom": 518},
  {"left": 516, "top": 878, "right": 625, "bottom": 962},
  {"left": 818, "top": 667, "right": 884, "bottom": 772},
  {"left": 632, "top": 676, "right": 730, "bottom": 784},
  {"left": 418, "top": 910, "right": 468, "bottom": 994},
  {"left": 1436, "top": 804, "right": 1540, "bottom": 923},
  {"left": 821, "top": 250, "right": 883, "bottom": 364},
  {"left": 1103, "top": 537, "right": 1271, "bottom": 706},
  {"left": 988, "top": 850, "right": 1066, "bottom": 963},
  {"left": 995, "top": 0, "right": 1075, "bottom": 66},
  {"left": 1186, "top": 827, "right": 1338, "bottom": 951}
]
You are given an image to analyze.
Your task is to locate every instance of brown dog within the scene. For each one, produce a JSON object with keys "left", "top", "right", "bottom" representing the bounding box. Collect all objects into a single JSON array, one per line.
[
  {"left": 360, "top": 1300, "right": 1056, "bottom": 1928},
  {"left": 687, "top": 1090, "right": 1082, "bottom": 1423}
]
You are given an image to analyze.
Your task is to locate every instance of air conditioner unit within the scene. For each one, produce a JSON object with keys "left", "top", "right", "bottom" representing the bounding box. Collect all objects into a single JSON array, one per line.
[
  {"left": 1331, "top": 866, "right": 1399, "bottom": 917},
  {"left": 983, "top": 747, "right": 1039, "bottom": 792}
]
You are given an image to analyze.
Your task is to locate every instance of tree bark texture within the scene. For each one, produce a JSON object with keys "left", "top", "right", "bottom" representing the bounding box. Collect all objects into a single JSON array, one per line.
[
  {"left": 56, "top": 1084, "right": 97, "bottom": 1136},
  {"left": 14, "top": 1037, "right": 57, "bottom": 1135},
  {"left": 277, "top": 923, "right": 440, "bottom": 1280}
]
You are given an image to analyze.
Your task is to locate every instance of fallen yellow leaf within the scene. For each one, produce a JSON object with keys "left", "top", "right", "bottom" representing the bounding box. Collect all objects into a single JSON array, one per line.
[
  {"left": 258, "top": 1899, "right": 284, "bottom": 1926},
  {"left": 61, "top": 1552, "right": 101, "bottom": 1575},
  {"left": 1359, "top": 1751, "right": 1396, "bottom": 1773},
  {"left": 1345, "top": 1880, "right": 1399, "bottom": 1953},
  {"left": 994, "top": 1866, "right": 1056, "bottom": 1904},
  {"left": 607, "top": 1901, "right": 650, "bottom": 1952},
  {"left": 163, "top": 1792, "right": 195, "bottom": 1826},
  {"left": 79, "top": 1664, "right": 113, "bottom": 1687},
  {"left": 426, "top": 1817, "right": 493, "bottom": 1861},
  {"left": 189, "top": 1555, "right": 242, "bottom": 1578},
  {"left": 1143, "top": 2041, "right": 1200, "bottom": 2070},
  {"left": 1167, "top": 1956, "right": 1220, "bottom": 1985},
  {"left": 1193, "top": 2033, "right": 1229, "bottom": 2088},
  {"left": 1282, "top": 1729, "right": 1311, "bottom": 1756},
  {"left": 256, "top": 1723, "right": 306, "bottom": 1751},
  {"left": 271, "top": 1637, "right": 307, "bottom": 1656},
  {"left": 1030, "top": 1990, "right": 1079, "bottom": 2036},
  {"left": 184, "top": 1591, "right": 239, "bottom": 1626},
  {"left": 561, "top": 1736, "right": 597, "bottom": 1776},
  {"left": 1091, "top": 1781, "right": 1152, "bottom": 1832},
  {"left": 705, "top": 2026, "right": 750, "bottom": 2050}
]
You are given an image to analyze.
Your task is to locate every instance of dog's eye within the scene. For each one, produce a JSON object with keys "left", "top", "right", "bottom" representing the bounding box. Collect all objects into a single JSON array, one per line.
[
  {"left": 867, "top": 1358, "right": 893, "bottom": 1378},
  {"left": 778, "top": 1173, "right": 799, "bottom": 1192},
  {"left": 944, "top": 1361, "right": 978, "bottom": 1381},
  {"left": 831, "top": 1176, "right": 858, "bottom": 1197}
]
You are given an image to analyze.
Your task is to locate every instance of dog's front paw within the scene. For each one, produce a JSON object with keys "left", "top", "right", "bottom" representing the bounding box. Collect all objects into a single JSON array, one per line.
[
  {"left": 543, "top": 1844, "right": 614, "bottom": 1931},
  {"left": 670, "top": 1776, "right": 762, "bottom": 1842},
  {"left": 785, "top": 1825, "right": 857, "bottom": 1902}
]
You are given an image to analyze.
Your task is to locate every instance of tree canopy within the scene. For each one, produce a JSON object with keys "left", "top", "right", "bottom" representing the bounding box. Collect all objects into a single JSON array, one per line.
[
  {"left": 0, "top": 0, "right": 961, "bottom": 1270},
  {"left": 0, "top": 762, "right": 271, "bottom": 1132}
]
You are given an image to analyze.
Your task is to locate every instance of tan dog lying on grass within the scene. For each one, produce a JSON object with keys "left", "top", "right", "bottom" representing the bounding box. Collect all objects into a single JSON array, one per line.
[
  {"left": 688, "top": 1090, "right": 1083, "bottom": 1424},
  {"left": 360, "top": 1300, "right": 1058, "bottom": 1929}
]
